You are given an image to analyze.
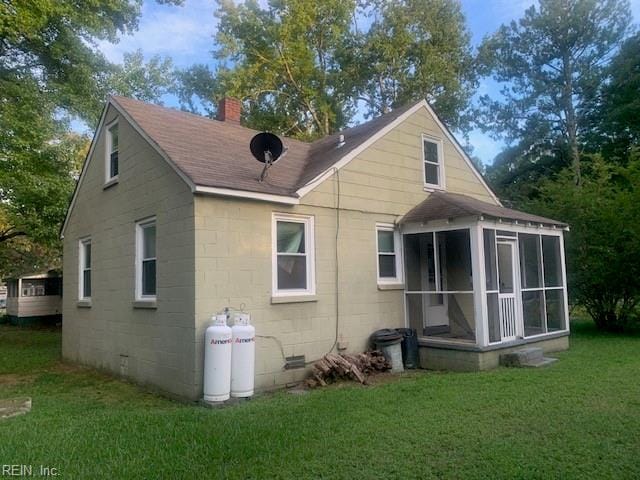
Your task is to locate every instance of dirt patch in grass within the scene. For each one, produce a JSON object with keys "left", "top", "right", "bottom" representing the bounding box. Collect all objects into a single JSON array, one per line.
[
  {"left": 300, "top": 369, "right": 429, "bottom": 392},
  {"left": 49, "top": 361, "right": 88, "bottom": 375},
  {"left": 0, "top": 374, "right": 36, "bottom": 387},
  {"left": 365, "top": 369, "right": 428, "bottom": 385}
]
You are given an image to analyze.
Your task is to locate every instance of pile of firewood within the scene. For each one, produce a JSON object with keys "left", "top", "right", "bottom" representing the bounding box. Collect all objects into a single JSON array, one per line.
[{"left": 305, "top": 350, "right": 391, "bottom": 388}]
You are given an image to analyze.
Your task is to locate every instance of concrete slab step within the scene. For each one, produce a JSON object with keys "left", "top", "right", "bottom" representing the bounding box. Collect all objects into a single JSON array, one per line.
[
  {"left": 519, "top": 357, "right": 558, "bottom": 368},
  {"left": 500, "top": 347, "right": 546, "bottom": 367}
]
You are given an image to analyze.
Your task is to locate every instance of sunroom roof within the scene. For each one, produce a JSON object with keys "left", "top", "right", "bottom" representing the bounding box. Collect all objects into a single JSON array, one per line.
[{"left": 400, "top": 191, "right": 567, "bottom": 228}]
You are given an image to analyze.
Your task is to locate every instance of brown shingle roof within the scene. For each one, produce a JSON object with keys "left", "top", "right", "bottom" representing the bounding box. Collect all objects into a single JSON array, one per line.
[
  {"left": 111, "top": 96, "right": 422, "bottom": 197},
  {"left": 400, "top": 191, "right": 567, "bottom": 227}
]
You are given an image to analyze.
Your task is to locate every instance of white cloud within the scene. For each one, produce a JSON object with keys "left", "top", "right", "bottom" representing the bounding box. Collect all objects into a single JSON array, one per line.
[{"left": 96, "top": 0, "right": 217, "bottom": 66}]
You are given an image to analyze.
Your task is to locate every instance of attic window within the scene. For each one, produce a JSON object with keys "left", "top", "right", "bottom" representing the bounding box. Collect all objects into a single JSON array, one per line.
[
  {"left": 106, "top": 121, "right": 119, "bottom": 183},
  {"left": 422, "top": 134, "right": 444, "bottom": 189}
]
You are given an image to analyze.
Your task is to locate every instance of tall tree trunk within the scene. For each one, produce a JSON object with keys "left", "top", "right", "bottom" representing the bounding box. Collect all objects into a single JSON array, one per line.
[{"left": 563, "top": 50, "right": 581, "bottom": 185}]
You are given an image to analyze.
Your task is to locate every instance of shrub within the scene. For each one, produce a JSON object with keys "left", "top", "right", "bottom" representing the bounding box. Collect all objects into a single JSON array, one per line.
[{"left": 530, "top": 152, "right": 640, "bottom": 332}]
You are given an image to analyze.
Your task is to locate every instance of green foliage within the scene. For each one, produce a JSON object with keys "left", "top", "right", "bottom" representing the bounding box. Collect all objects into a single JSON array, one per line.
[
  {"left": 528, "top": 153, "right": 640, "bottom": 331},
  {"left": 0, "top": 1, "right": 181, "bottom": 276},
  {"left": 1, "top": 0, "right": 140, "bottom": 121},
  {"left": 0, "top": 72, "right": 82, "bottom": 255},
  {"left": 585, "top": 33, "right": 640, "bottom": 161},
  {"left": 486, "top": 141, "right": 569, "bottom": 204},
  {"left": 478, "top": 0, "right": 632, "bottom": 185},
  {"left": 178, "top": 0, "right": 476, "bottom": 139},
  {"left": 106, "top": 49, "right": 176, "bottom": 108},
  {"left": 210, "top": 0, "right": 357, "bottom": 139},
  {"left": 350, "top": 0, "right": 476, "bottom": 129}
]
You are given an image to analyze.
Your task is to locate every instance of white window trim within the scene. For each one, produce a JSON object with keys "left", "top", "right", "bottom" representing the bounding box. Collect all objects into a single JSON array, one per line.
[
  {"left": 135, "top": 217, "right": 157, "bottom": 302},
  {"left": 422, "top": 133, "right": 446, "bottom": 190},
  {"left": 78, "top": 237, "right": 91, "bottom": 300},
  {"left": 272, "top": 213, "right": 316, "bottom": 297},
  {"left": 105, "top": 119, "right": 119, "bottom": 185},
  {"left": 375, "top": 223, "right": 404, "bottom": 285}
]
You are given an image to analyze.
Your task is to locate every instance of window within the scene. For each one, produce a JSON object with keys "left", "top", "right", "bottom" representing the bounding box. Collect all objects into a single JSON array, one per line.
[
  {"left": 79, "top": 239, "right": 91, "bottom": 300},
  {"left": 106, "top": 121, "right": 119, "bottom": 182},
  {"left": 376, "top": 224, "right": 403, "bottom": 284},
  {"left": 422, "top": 134, "right": 444, "bottom": 189},
  {"left": 22, "top": 280, "right": 46, "bottom": 297},
  {"left": 136, "top": 218, "right": 156, "bottom": 300},
  {"left": 272, "top": 213, "right": 315, "bottom": 296}
]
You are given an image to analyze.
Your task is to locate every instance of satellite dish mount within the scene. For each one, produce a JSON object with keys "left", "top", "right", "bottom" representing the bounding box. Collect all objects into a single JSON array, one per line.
[{"left": 249, "top": 132, "right": 287, "bottom": 182}]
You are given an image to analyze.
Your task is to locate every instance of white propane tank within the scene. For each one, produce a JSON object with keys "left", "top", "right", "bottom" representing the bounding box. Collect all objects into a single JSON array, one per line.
[
  {"left": 230, "top": 313, "right": 256, "bottom": 398},
  {"left": 203, "top": 313, "right": 232, "bottom": 402}
]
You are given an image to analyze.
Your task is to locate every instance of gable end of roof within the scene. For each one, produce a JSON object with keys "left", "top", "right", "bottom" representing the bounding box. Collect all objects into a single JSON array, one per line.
[
  {"left": 295, "top": 100, "right": 501, "bottom": 205},
  {"left": 60, "top": 97, "right": 196, "bottom": 238}
]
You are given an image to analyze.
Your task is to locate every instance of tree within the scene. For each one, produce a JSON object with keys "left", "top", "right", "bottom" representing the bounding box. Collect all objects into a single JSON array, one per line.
[
  {"left": 485, "top": 143, "right": 565, "bottom": 204},
  {"left": 210, "top": 0, "right": 357, "bottom": 139},
  {"left": 528, "top": 152, "right": 640, "bottom": 332},
  {"left": 0, "top": 0, "right": 181, "bottom": 274},
  {"left": 585, "top": 33, "right": 640, "bottom": 161},
  {"left": 478, "top": 0, "right": 632, "bottom": 185},
  {"left": 348, "top": 0, "right": 476, "bottom": 129},
  {"left": 178, "top": 0, "right": 477, "bottom": 139},
  {"left": 106, "top": 49, "right": 176, "bottom": 108}
]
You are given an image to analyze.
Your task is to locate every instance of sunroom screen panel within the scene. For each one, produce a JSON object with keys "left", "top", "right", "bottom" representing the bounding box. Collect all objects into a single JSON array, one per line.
[
  {"left": 436, "top": 229, "right": 473, "bottom": 291},
  {"left": 519, "top": 233, "right": 543, "bottom": 289},
  {"left": 542, "top": 235, "right": 563, "bottom": 287},
  {"left": 523, "top": 290, "right": 546, "bottom": 336}
]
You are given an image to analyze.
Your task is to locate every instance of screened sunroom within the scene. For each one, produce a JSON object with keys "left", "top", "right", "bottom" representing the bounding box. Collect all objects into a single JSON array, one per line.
[{"left": 400, "top": 192, "right": 569, "bottom": 353}]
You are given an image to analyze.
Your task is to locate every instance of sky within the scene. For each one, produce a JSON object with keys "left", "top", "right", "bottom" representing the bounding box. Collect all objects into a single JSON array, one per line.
[{"left": 95, "top": 0, "right": 640, "bottom": 165}]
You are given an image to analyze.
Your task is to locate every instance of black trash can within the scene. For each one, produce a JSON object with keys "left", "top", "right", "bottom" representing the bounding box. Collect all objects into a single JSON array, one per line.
[{"left": 396, "top": 328, "right": 419, "bottom": 369}]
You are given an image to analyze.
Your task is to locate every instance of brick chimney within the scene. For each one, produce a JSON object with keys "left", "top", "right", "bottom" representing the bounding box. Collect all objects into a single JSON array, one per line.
[{"left": 217, "top": 97, "right": 241, "bottom": 123}]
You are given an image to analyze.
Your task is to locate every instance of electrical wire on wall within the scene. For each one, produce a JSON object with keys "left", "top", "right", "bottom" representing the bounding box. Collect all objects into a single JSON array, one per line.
[
  {"left": 329, "top": 167, "right": 341, "bottom": 354},
  {"left": 304, "top": 166, "right": 341, "bottom": 365},
  {"left": 256, "top": 334, "right": 287, "bottom": 362}
]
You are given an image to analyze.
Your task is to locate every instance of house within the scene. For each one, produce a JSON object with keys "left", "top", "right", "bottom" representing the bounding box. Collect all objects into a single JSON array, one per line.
[
  {"left": 5, "top": 271, "right": 63, "bottom": 326},
  {"left": 61, "top": 96, "right": 569, "bottom": 400},
  {"left": 0, "top": 284, "right": 6, "bottom": 309}
]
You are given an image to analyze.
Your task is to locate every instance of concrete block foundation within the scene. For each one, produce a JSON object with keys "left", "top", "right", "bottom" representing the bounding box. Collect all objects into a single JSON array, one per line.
[{"left": 418, "top": 333, "right": 569, "bottom": 372}]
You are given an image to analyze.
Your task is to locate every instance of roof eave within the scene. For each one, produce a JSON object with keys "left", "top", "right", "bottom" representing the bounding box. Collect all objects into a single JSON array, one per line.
[{"left": 194, "top": 185, "right": 299, "bottom": 205}]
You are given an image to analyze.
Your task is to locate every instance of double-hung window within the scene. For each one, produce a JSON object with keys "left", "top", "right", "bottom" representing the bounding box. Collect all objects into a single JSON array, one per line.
[
  {"left": 422, "top": 134, "right": 444, "bottom": 189},
  {"left": 272, "top": 213, "right": 315, "bottom": 296},
  {"left": 376, "top": 224, "right": 403, "bottom": 284},
  {"left": 79, "top": 238, "right": 92, "bottom": 300},
  {"left": 106, "top": 121, "right": 119, "bottom": 182},
  {"left": 136, "top": 218, "right": 156, "bottom": 300}
]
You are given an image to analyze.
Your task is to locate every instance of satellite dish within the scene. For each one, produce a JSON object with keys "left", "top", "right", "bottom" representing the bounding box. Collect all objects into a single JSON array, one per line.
[
  {"left": 250, "top": 132, "right": 286, "bottom": 182},
  {"left": 250, "top": 132, "right": 284, "bottom": 164}
]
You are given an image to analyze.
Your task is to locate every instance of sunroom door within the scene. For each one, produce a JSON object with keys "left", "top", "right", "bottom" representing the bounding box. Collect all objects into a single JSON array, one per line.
[{"left": 496, "top": 240, "right": 521, "bottom": 341}]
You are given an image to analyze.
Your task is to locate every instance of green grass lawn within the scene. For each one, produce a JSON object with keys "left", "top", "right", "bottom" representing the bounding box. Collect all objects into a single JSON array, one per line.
[{"left": 1, "top": 321, "right": 639, "bottom": 479}]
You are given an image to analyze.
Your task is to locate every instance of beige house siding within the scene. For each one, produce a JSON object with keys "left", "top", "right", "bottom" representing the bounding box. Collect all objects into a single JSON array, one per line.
[
  {"left": 303, "top": 107, "right": 497, "bottom": 213},
  {"left": 192, "top": 105, "right": 497, "bottom": 393},
  {"left": 8, "top": 296, "right": 61, "bottom": 318},
  {"left": 194, "top": 198, "right": 405, "bottom": 391},
  {"left": 62, "top": 105, "right": 197, "bottom": 399}
]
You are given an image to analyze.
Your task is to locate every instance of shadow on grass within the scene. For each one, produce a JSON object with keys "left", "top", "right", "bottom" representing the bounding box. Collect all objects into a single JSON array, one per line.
[{"left": 570, "top": 315, "right": 640, "bottom": 339}]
